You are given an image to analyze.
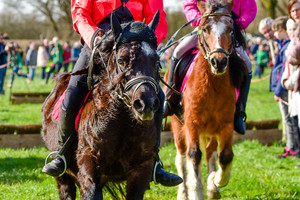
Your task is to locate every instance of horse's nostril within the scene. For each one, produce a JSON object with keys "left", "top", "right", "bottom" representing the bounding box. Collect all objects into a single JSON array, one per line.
[
  {"left": 211, "top": 58, "right": 217, "bottom": 67},
  {"left": 153, "top": 98, "right": 160, "bottom": 112},
  {"left": 221, "top": 57, "right": 229, "bottom": 67},
  {"left": 133, "top": 99, "right": 145, "bottom": 112}
]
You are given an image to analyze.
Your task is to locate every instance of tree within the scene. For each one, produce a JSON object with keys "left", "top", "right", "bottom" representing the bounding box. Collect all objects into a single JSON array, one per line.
[{"left": 3, "top": 0, "right": 74, "bottom": 38}]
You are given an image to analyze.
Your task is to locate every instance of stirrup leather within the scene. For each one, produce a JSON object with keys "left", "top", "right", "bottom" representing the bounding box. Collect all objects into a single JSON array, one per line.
[{"left": 153, "top": 160, "right": 163, "bottom": 185}]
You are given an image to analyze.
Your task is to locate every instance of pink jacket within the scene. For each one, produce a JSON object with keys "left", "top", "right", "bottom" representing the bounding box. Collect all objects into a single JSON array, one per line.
[
  {"left": 71, "top": 0, "right": 168, "bottom": 48},
  {"left": 183, "top": 0, "right": 257, "bottom": 30}
]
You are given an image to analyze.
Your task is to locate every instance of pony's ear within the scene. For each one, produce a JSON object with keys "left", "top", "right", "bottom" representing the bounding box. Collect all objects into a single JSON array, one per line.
[
  {"left": 197, "top": 0, "right": 206, "bottom": 14},
  {"left": 148, "top": 10, "right": 160, "bottom": 31},
  {"left": 227, "top": 0, "right": 233, "bottom": 12},
  {"left": 111, "top": 12, "right": 122, "bottom": 41}
]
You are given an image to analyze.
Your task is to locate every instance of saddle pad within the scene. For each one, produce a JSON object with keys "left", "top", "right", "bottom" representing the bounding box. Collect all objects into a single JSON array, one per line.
[
  {"left": 52, "top": 90, "right": 91, "bottom": 131},
  {"left": 178, "top": 50, "right": 239, "bottom": 102}
]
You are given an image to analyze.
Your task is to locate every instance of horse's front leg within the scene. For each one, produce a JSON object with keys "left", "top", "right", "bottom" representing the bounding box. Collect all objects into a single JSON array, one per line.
[
  {"left": 213, "top": 123, "right": 234, "bottom": 188},
  {"left": 184, "top": 127, "right": 204, "bottom": 200},
  {"left": 205, "top": 137, "right": 221, "bottom": 199},
  {"left": 77, "top": 153, "right": 103, "bottom": 200},
  {"left": 56, "top": 173, "right": 77, "bottom": 200},
  {"left": 126, "top": 160, "right": 153, "bottom": 200}
]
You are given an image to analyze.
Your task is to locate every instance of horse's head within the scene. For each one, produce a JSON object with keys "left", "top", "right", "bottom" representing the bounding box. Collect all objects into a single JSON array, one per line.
[
  {"left": 97, "top": 12, "right": 161, "bottom": 122},
  {"left": 197, "top": 0, "right": 234, "bottom": 75}
]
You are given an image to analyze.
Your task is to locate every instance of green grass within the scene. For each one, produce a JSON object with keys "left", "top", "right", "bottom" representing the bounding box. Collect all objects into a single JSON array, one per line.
[
  {"left": 0, "top": 141, "right": 299, "bottom": 199},
  {"left": 0, "top": 67, "right": 55, "bottom": 125},
  {"left": 1, "top": 66, "right": 297, "bottom": 199}
]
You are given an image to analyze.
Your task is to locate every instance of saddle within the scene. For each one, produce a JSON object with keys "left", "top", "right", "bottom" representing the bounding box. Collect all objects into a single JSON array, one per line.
[
  {"left": 52, "top": 90, "right": 91, "bottom": 131},
  {"left": 167, "top": 48, "right": 199, "bottom": 118}
]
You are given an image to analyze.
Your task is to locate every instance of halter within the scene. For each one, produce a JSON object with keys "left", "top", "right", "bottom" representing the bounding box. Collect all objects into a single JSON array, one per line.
[
  {"left": 89, "top": 30, "right": 159, "bottom": 109},
  {"left": 198, "top": 12, "right": 234, "bottom": 65},
  {"left": 112, "top": 48, "right": 159, "bottom": 108}
]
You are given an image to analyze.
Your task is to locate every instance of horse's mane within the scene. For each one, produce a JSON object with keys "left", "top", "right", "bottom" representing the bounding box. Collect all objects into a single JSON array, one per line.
[{"left": 229, "top": 50, "right": 248, "bottom": 89}]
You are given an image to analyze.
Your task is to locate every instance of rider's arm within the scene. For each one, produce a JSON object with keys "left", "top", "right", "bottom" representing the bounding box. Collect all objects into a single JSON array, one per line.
[
  {"left": 233, "top": 0, "right": 257, "bottom": 30},
  {"left": 144, "top": 0, "right": 168, "bottom": 45},
  {"left": 183, "top": 0, "right": 201, "bottom": 27},
  {"left": 71, "top": 0, "right": 99, "bottom": 48}
]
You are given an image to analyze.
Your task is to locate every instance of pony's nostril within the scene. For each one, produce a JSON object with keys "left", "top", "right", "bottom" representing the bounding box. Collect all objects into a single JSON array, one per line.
[
  {"left": 221, "top": 57, "right": 229, "bottom": 67},
  {"left": 133, "top": 99, "right": 145, "bottom": 112},
  {"left": 153, "top": 98, "right": 160, "bottom": 112},
  {"left": 211, "top": 58, "right": 217, "bottom": 68}
]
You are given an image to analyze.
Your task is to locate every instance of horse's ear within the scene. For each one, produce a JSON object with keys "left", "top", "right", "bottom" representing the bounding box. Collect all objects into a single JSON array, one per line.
[
  {"left": 227, "top": 0, "right": 233, "bottom": 12},
  {"left": 197, "top": 0, "right": 206, "bottom": 14},
  {"left": 148, "top": 10, "right": 160, "bottom": 31},
  {"left": 111, "top": 12, "right": 122, "bottom": 41}
]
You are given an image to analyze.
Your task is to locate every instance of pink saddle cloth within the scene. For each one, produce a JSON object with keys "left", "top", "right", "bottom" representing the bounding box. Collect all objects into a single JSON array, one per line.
[
  {"left": 179, "top": 50, "right": 239, "bottom": 102},
  {"left": 52, "top": 90, "right": 91, "bottom": 131}
]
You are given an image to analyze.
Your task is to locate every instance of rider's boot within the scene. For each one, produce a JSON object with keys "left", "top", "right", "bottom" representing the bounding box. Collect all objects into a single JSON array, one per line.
[
  {"left": 234, "top": 72, "right": 252, "bottom": 135},
  {"left": 42, "top": 106, "right": 77, "bottom": 177},
  {"left": 153, "top": 88, "right": 183, "bottom": 186},
  {"left": 163, "top": 57, "right": 180, "bottom": 117}
]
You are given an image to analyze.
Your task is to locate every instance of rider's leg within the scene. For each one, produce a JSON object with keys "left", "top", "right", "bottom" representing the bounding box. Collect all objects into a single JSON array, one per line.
[
  {"left": 234, "top": 46, "right": 252, "bottom": 134},
  {"left": 163, "top": 33, "right": 198, "bottom": 117},
  {"left": 154, "top": 87, "right": 183, "bottom": 186},
  {"left": 42, "top": 45, "right": 90, "bottom": 177}
]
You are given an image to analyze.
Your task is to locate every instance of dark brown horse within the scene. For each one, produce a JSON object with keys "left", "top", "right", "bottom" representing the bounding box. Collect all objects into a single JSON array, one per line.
[
  {"left": 170, "top": 0, "right": 247, "bottom": 199},
  {"left": 42, "top": 13, "right": 162, "bottom": 200}
]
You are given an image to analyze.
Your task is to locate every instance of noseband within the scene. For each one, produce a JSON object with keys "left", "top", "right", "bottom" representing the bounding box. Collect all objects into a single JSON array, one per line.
[
  {"left": 198, "top": 12, "right": 234, "bottom": 65},
  {"left": 89, "top": 37, "right": 159, "bottom": 109}
]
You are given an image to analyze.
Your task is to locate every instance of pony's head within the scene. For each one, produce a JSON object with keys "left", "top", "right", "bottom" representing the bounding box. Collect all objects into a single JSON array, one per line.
[
  {"left": 93, "top": 12, "right": 161, "bottom": 122},
  {"left": 197, "top": 0, "right": 234, "bottom": 75}
]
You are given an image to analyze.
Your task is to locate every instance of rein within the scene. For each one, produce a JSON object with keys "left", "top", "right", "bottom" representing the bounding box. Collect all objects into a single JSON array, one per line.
[{"left": 198, "top": 12, "right": 234, "bottom": 65}]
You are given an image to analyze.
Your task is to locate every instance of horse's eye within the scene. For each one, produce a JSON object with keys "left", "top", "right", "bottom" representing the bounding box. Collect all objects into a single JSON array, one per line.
[
  {"left": 202, "top": 27, "right": 207, "bottom": 33},
  {"left": 118, "top": 59, "right": 125, "bottom": 67}
]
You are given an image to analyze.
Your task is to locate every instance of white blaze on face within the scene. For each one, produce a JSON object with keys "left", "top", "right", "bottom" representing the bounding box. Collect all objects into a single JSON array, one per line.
[
  {"left": 141, "top": 41, "right": 155, "bottom": 56},
  {"left": 211, "top": 21, "right": 227, "bottom": 49}
]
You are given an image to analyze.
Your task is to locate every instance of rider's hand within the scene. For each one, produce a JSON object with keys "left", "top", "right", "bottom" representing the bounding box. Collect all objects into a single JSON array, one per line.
[
  {"left": 93, "top": 30, "right": 105, "bottom": 48},
  {"left": 274, "top": 95, "right": 280, "bottom": 102}
]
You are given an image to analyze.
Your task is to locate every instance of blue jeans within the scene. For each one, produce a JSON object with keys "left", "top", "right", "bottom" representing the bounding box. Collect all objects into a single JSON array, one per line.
[
  {"left": 10, "top": 66, "right": 28, "bottom": 85},
  {"left": 0, "top": 67, "right": 7, "bottom": 93},
  {"left": 28, "top": 67, "right": 35, "bottom": 81}
]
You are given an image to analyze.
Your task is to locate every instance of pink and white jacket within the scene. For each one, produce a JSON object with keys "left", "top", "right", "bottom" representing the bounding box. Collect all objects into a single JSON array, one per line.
[{"left": 183, "top": 0, "right": 257, "bottom": 30}]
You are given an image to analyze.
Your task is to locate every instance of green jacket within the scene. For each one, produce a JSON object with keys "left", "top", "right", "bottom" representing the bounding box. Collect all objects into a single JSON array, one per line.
[
  {"left": 8, "top": 52, "right": 23, "bottom": 69},
  {"left": 51, "top": 42, "right": 63, "bottom": 64},
  {"left": 256, "top": 50, "right": 269, "bottom": 66}
]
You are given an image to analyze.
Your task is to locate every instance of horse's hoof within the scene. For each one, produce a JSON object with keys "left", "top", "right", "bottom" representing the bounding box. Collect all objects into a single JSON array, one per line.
[{"left": 207, "top": 190, "right": 221, "bottom": 199}]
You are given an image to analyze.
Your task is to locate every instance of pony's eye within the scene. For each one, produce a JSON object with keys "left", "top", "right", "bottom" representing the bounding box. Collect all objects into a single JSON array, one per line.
[
  {"left": 202, "top": 27, "right": 207, "bottom": 33},
  {"left": 118, "top": 59, "right": 125, "bottom": 67}
]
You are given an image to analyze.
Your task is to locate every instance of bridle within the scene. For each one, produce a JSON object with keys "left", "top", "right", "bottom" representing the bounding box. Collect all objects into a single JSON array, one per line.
[
  {"left": 88, "top": 31, "right": 159, "bottom": 109},
  {"left": 198, "top": 12, "right": 234, "bottom": 65}
]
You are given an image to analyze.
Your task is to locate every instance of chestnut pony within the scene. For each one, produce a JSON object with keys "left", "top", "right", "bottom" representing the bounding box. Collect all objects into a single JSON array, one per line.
[
  {"left": 42, "top": 13, "right": 162, "bottom": 200},
  {"left": 170, "top": 0, "right": 247, "bottom": 199}
]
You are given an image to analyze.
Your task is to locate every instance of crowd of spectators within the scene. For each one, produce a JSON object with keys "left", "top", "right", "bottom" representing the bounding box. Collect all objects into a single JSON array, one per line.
[{"left": 0, "top": 34, "right": 82, "bottom": 94}]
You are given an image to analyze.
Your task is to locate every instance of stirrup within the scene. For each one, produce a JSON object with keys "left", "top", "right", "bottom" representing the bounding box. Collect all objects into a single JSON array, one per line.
[
  {"left": 44, "top": 151, "right": 67, "bottom": 177},
  {"left": 153, "top": 160, "right": 163, "bottom": 184}
]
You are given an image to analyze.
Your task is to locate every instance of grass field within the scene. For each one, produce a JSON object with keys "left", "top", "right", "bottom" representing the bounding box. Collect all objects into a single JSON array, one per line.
[{"left": 1, "top": 67, "right": 299, "bottom": 199}]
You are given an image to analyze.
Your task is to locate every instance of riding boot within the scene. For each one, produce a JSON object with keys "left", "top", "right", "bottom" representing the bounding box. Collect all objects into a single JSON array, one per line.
[
  {"left": 234, "top": 72, "right": 252, "bottom": 134},
  {"left": 153, "top": 88, "right": 183, "bottom": 186},
  {"left": 42, "top": 106, "right": 77, "bottom": 177},
  {"left": 163, "top": 57, "right": 180, "bottom": 118}
]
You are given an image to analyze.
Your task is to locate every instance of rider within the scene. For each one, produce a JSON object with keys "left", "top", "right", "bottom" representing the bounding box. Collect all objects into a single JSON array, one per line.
[
  {"left": 163, "top": 0, "right": 257, "bottom": 135},
  {"left": 42, "top": 0, "right": 183, "bottom": 187}
]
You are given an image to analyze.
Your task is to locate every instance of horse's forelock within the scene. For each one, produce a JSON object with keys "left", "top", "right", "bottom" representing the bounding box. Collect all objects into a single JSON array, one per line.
[{"left": 206, "top": 0, "right": 229, "bottom": 13}]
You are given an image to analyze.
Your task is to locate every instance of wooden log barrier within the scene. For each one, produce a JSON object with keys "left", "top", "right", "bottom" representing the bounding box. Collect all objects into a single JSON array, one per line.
[
  {"left": 0, "top": 119, "right": 282, "bottom": 148},
  {"left": 10, "top": 92, "right": 49, "bottom": 104}
]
